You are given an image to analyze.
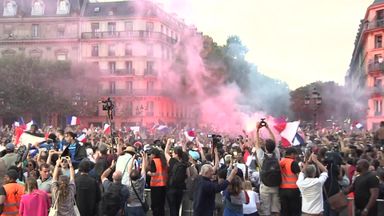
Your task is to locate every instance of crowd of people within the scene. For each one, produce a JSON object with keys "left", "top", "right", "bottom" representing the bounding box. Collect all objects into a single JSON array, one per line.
[{"left": 0, "top": 120, "right": 383, "bottom": 216}]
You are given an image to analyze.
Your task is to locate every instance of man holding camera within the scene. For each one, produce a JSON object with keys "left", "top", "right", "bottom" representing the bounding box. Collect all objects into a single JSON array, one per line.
[{"left": 255, "top": 120, "right": 281, "bottom": 216}]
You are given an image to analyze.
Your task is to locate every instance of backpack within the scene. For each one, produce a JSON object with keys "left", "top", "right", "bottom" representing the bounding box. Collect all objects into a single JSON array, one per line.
[
  {"left": 168, "top": 161, "right": 187, "bottom": 188},
  {"left": 101, "top": 182, "right": 123, "bottom": 216},
  {"left": 260, "top": 153, "right": 282, "bottom": 187}
]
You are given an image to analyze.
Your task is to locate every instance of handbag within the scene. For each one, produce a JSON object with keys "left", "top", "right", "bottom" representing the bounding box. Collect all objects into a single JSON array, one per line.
[
  {"left": 131, "top": 180, "right": 149, "bottom": 213},
  {"left": 326, "top": 191, "right": 348, "bottom": 212},
  {"left": 324, "top": 164, "right": 348, "bottom": 212},
  {"left": 48, "top": 191, "right": 60, "bottom": 216}
]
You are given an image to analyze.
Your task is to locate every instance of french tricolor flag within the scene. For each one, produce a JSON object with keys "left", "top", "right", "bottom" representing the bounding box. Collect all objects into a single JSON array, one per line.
[
  {"left": 14, "top": 117, "right": 25, "bottom": 128},
  {"left": 26, "top": 120, "right": 35, "bottom": 131},
  {"left": 67, "top": 116, "right": 80, "bottom": 126},
  {"left": 184, "top": 129, "right": 196, "bottom": 142},
  {"left": 77, "top": 133, "right": 87, "bottom": 143},
  {"left": 103, "top": 123, "right": 111, "bottom": 134},
  {"left": 274, "top": 120, "right": 304, "bottom": 147}
]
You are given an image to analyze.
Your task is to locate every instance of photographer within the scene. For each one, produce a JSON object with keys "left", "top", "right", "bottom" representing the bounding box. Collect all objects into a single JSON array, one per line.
[
  {"left": 255, "top": 120, "right": 281, "bottom": 216},
  {"left": 165, "top": 138, "right": 189, "bottom": 216},
  {"left": 322, "top": 147, "right": 343, "bottom": 216}
]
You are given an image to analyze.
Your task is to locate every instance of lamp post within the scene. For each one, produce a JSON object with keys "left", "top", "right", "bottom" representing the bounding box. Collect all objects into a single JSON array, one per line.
[{"left": 304, "top": 88, "right": 322, "bottom": 129}]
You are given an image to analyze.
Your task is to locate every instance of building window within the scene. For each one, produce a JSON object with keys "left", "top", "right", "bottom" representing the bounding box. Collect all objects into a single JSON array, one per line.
[
  {"left": 147, "top": 44, "right": 154, "bottom": 57},
  {"left": 91, "top": 45, "right": 98, "bottom": 57},
  {"left": 375, "top": 99, "right": 383, "bottom": 116},
  {"left": 126, "top": 81, "right": 133, "bottom": 93},
  {"left": 125, "top": 44, "right": 132, "bottom": 56},
  {"left": 109, "top": 81, "right": 116, "bottom": 94},
  {"left": 57, "top": 24, "right": 65, "bottom": 37},
  {"left": 91, "top": 23, "right": 99, "bottom": 32},
  {"left": 375, "top": 35, "right": 382, "bottom": 49},
  {"left": 126, "top": 61, "right": 133, "bottom": 74},
  {"left": 108, "top": 22, "right": 116, "bottom": 35},
  {"left": 146, "top": 22, "right": 154, "bottom": 32},
  {"left": 108, "top": 44, "right": 115, "bottom": 56},
  {"left": 145, "top": 61, "right": 154, "bottom": 74},
  {"left": 31, "top": 24, "right": 39, "bottom": 38},
  {"left": 3, "top": 0, "right": 17, "bottom": 16},
  {"left": 374, "top": 54, "right": 383, "bottom": 63},
  {"left": 56, "top": 0, "right": 70, "bottom": 15},
  {"left": 147, "top": 81, "right": 154, "bottom": 92},
  {"left": 125, "top": 21, "right": 133, "bottom": 31},
  {"left": 31, "top": 0, "right": 45, "bottom": 16},
  {"left": 147, "top": 101, "right": 154, "bottom": 116},
  {"left": 109, "top": 62, "right": 116, "bottom": 74}
]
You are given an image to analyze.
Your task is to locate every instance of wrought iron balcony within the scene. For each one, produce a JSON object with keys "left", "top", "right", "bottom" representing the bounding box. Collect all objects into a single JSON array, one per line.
[
  {"left": 367, "top": 19, "right": 384, "bottom": 30},
  {"left": 81, "top": 31, "right": 177, "bottom": 44},
  {"left": 101, "top": 89, "right": 162, "bottom": 96},
  {"left": 368, "top": 62, "right": 384, "bottom": 74},
  {"left": 143, "top": 68, "right": 157, "bottom": 76}
]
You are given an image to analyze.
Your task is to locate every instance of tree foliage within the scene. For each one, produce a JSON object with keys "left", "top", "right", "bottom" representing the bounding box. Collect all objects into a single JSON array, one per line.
[
  {"left": 0, "top": 55, "right": 98, "bottom": 120},
  {"left": 290, "top": 81, "right": 365, "bottom": 127}
]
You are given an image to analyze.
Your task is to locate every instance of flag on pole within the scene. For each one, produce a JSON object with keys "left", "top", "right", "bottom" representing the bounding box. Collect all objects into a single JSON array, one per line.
[
  {"left": 184, "top": 130, "right": 196, "bottom": 142},
  {"left": 103, "top": 123, "right": 111, "bottom": 134},
  {"left": 274, "top": 120, "right": 301, "bottom": 147},
  {"left": 26, "top": 120, "right": 35, "bottom": 131},
  {"left": 66, "top": 116, "right": 80, "bottom": 126},
  {"left": 77, "top": 133, "right": 87, "bottom": 143},
  {"left": 18, "top": 132, "right": 46, "bottom": 146}
]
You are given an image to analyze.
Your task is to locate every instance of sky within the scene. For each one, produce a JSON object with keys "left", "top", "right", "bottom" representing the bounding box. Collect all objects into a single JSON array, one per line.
[{"left": 100, "top": 0, "right": 375, "bottom": 89}]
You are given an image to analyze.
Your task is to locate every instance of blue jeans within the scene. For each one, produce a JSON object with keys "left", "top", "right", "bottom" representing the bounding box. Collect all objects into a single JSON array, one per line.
[{"left": 125, "top": 206, "right": 145, "bottom": 216}]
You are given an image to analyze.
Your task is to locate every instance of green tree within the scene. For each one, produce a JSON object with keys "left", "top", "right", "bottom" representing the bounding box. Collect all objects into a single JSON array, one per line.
[{"left": 0, "top": 55, "right": 98, "bottom": 121}]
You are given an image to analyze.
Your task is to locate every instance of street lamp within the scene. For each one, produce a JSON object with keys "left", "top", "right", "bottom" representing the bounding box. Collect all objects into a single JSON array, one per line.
[{"left": 304, "top": 88, "right": 322, "bottom": 129}]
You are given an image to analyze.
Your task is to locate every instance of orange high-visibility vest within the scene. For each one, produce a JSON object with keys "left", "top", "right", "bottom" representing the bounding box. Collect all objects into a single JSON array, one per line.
[
  {"left": 280, "top": 157, "right": 298, "bottom": 189},
  {"left": 1, "top": 183, "right": 25, "bottom": 216},
  {"left": 150, "top": 158, "right": 167, "bottom": 187}
]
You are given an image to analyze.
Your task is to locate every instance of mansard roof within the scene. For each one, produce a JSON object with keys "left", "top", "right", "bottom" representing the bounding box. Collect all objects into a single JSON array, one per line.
[
  {"left": 83, "top": 0, "right": 158, "bottom": 18},
  {"left": 0, "top": 0, "right": 83, "bottom": 17}
]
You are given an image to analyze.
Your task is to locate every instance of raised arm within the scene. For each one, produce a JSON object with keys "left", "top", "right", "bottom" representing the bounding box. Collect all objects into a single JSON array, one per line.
[
  {"left": 141, "top": 152, "right": 147, "bottom": 177},
  {"left": 165, "top": 138, "right": 172, "bottom": 164},
  {"left": 265, "top": 123, "right": 275, "bottom": 143},
  {"left": 52, "top": 157, "right": 62, "bottom": 181},
  {"left": 67, "top": 157, "right": 75, "bottom": 182},
  {"left": 101, "top": 160, "right": 115, "bottom": 182}
]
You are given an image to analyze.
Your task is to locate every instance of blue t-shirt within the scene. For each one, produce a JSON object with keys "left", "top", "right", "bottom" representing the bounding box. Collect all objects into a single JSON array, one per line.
[{"left": 68, "top": 143, "right": 77, "bottom": 160}]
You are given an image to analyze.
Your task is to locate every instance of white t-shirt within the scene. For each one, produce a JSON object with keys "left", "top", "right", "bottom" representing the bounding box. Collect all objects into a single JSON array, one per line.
[
  {"left": 243, "top": 190, "right": 260, "bottom": 214},
  {"left": 115, "top": 153, "right": 132, "bottom": 185},
  {"left": 296, "top": 172, "right": 328, "bottom": 214}
]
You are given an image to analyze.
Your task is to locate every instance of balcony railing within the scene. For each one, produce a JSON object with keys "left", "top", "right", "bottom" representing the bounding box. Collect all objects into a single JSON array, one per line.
[
  {"left": 81, "top": 31, "right": 177, "bottom": 44},
  {"left": 101, "top": 89, "right": 163, "bottom": 96},
  {"left": 144, "top": 69, "right": 157, "bottom": 76},
  {"left": 368, "top": 62, "right": 384, "bottom": 73},
  {"left": 99, "top": 69, "right": 136, "bottom": 76},
  {"left": 115, "top": 68, "right": 135, "bottom": 75},
  {"left": 367, "top": 19, "right": 384, "bottom": 30}
]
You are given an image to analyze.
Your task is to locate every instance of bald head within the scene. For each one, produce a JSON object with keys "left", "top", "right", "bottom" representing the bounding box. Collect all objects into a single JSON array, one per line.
[{"left": 112, "top": 171, "right": 122, "bottom": 183}]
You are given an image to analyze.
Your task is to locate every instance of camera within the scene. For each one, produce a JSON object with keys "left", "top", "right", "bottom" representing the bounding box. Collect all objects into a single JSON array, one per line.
[
  {"left": 260, "top": 118, "right": 267, "bottom": 128},
  {"left": 208, "top": 134, "right": 223, "bottom": 149},
  {"left": 99, "top": 97, "right": 114, "bottom": 111}
]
